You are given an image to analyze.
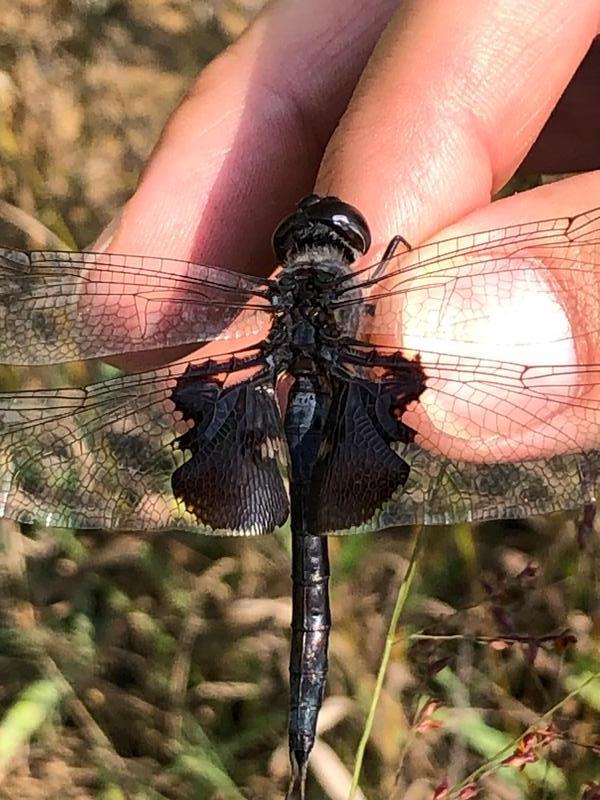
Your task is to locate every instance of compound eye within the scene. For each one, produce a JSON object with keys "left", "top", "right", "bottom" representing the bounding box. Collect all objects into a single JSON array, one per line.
[
  {"left": 298, "top": 194, "right": 321, "bottom": 210},
  {"left": 306, "top": 196, "right": 371, "bottom": 255},
  {"left": 272, "top": 215, "right": 297, "bottom": 262},
  {"left": 272, "top": 194, "right": 372, "bottom": 262}
]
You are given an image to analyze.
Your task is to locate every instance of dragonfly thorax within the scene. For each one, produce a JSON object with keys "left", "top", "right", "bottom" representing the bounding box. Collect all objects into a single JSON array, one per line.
[
  {"left": 270, "top": 194, "right": 371, "bottom": 368},
  {"left": 272, "top": 263, "right": 345, "bottom": 359}
]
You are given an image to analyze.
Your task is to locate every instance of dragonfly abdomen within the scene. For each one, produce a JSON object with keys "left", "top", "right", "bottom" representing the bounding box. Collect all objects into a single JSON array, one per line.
[
  {"left": 284, "top": 369, "right": 333, "bottom": 796},
  {"left": 288, "top": 530, "right": 330, "bottom": 796}
]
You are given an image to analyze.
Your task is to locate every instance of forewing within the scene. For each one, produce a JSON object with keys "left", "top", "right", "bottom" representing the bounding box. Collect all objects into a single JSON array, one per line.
[
  {"left": 335, "top": 205, "right": 600, "bottom": 302},
  {"left": 0, "top": 353, "right": 289, "bottom": 534},
  {"left": 0, "top": 249, "right": 273, "bottom": 365},
  {"left": 332, "top": 206, "right": 600, "bottom": 357}
]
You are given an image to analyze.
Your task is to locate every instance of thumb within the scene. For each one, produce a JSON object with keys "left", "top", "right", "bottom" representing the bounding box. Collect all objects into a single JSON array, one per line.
[{"left": 379, "top": 171, "right": 600, "bottom": 464}]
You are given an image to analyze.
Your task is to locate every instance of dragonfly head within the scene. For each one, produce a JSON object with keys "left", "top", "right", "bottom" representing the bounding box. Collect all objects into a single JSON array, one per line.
[{"left": 272, "top": 194, "right": 371, "bottom": 264}]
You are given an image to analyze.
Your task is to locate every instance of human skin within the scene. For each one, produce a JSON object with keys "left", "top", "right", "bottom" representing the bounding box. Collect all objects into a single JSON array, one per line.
[
  {"left": 98, "top": 0, "right": 600, "bottom": 463},
  {"left": 100, "top": 0, "right": 600, "bottom": 261}
]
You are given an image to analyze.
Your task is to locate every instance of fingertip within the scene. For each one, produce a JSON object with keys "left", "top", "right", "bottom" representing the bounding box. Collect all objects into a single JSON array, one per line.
[
  {"left": 105, "top": 0, "right": 402, "bottom": 274},
  {"left": 316, "top": 0, "right": 600, "bottom": 253}
]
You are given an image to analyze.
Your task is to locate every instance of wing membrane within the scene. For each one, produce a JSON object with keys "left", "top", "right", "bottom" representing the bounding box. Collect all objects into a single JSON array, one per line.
[
  {"left": 0, "top": 350, "right": 289, "bottom": 534},
  {"left": 316, "top": 342, "right": 600, "bottom": 534},
  {"left": 332, "top": 208, "right": 600, "bottom": 357},
  {"left": 0, "top": 249, "right": 274, "bottom": 365},
  {"left": 335, "top": 206, "right": 600, "bottom": 298},
  {"left": 311, "top": 377, "right": 414, "bottom": 533}
]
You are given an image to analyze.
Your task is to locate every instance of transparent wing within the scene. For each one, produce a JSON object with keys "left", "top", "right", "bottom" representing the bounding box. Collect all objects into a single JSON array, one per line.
[
  {"left": 334, "top": 205, "right": 600, "bottom": 303},
  {"left": 0, "top": 249, "right": 274, "bottom": 365},
  {"left": 0, "top": 349, "right": 289, "bottom": 534},
  {"left": 332, "top": 207, "right": 600, "bottom": 360},
  {"left": 313, "top": 343, "right": 600, "bottom": 535}
]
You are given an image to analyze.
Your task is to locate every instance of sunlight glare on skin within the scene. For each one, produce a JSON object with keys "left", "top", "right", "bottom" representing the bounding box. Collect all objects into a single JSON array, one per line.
[
  {"left": 389, "top": 251, "right": 598, "bottom": 462},
  {"left": 400, "top": 256, "right": 574, "bottom": 365}
]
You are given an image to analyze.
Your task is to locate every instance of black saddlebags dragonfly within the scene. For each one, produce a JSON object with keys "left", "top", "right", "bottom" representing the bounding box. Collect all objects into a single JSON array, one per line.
[{"left": 1, "top": 194, "right": 600, "bottom": 798}]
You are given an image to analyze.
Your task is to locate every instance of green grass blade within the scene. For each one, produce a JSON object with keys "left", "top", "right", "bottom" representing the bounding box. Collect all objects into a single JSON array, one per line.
[
  {"left": 348, "top": 525, "right": 423, "bottom": 800},
  {"left": 0, "top": 679, "right": 61, "bottom": 773}
]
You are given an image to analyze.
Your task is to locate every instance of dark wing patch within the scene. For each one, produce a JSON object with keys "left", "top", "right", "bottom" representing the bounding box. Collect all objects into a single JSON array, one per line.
[
  {"left": 0, "top": 350, "right": 288, "bottom": 535},
  {"left": 171, "top": 367, "right": 289, "bottom": 535},
  {"left": 312, "top": 378, "right": 417, "bottom": 534}
]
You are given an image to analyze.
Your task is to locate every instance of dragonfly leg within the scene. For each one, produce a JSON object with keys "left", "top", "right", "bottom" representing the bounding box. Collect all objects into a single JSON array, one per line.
[
  {"left": 383, "top": 234, "right": 412, "bottom": 260},
  {"left": 371, "top": 234, "right": 412, "bottom": 280}
]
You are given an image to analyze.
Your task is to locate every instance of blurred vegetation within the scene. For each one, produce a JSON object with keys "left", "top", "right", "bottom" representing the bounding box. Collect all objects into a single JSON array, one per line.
[{"left": 0, "top": 2, "right": 600, "bottom": 800}]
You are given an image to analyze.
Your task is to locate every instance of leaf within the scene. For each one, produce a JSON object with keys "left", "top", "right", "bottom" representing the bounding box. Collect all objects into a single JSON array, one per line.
[
  {"left": 96, "top": 786, "right": 127, "bottom": 800},
  {"left": 434, "top": 668, "right": 566, "bottom": 790},
  {"left": 0, "top": 680, "right": 61, "bottom": 772}
]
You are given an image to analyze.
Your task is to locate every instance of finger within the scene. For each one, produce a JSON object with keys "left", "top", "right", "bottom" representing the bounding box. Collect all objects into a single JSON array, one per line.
[
  {"left": 316, "top": 0, "right": 600, "bottom": 253},
  {"left": 97, "top": 0, "right": 402, "bottom": 371},
  {"left": 396, "top": 170, "right": 600, "bottom": 463},
  {"left": 102, "top": 0, "right": 400, "bottom": 274}
]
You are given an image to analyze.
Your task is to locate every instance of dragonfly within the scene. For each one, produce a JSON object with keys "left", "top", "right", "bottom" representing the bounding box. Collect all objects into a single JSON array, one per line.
[{"left": 1, "top": 193, "right": 600, "bottom": 798}]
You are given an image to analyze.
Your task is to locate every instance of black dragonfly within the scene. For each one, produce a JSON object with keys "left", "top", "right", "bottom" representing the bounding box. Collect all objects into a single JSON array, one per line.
[{"left": 1, "top": 194, "right": 600, "bottom": 798}]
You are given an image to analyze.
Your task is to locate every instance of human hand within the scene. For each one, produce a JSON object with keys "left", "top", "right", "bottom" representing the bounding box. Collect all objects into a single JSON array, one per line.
[
  {"left": 99, "top": 0, "right": 600, "bottom": 463},
  {"left": 99, "top": 0, "right": 600, "bottom": 260}
]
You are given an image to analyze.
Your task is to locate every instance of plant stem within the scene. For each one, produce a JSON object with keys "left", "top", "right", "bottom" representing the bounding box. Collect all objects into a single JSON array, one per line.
[
  {"left": 348, "top": 525, "right": 423, "bottom": 800},
  {"left": 448, "top": 668, "right": 600, "bottom": 797}
]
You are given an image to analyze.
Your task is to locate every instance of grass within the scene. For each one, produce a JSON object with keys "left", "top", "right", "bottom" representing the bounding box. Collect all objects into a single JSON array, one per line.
[{"left": 4, "top": 515, "right": 599, "bottom": 799}]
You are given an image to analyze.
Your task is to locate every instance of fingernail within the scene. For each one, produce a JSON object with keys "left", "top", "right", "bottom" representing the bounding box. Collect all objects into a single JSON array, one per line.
[{"left": 88, "top": 209, "right": 123, "bottom": 252}]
